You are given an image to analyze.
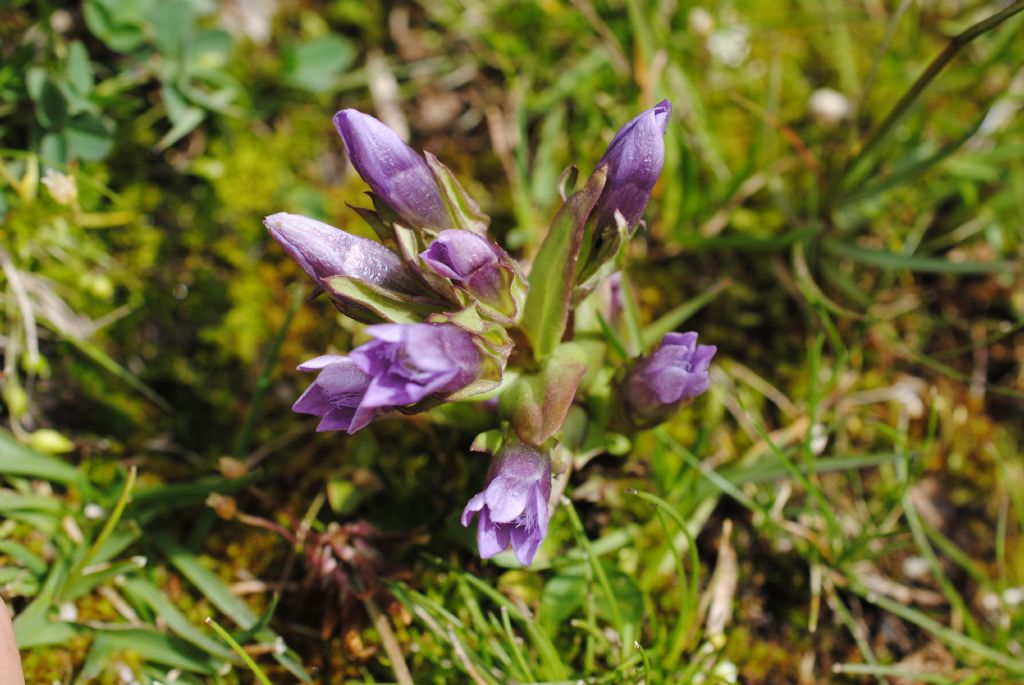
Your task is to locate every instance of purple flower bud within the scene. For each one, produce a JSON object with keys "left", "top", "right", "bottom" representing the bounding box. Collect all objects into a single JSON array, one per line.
[
  {"left": 462, "top": 442, "right": 551, "bottom": 566},
  {"left": 591, "top": 100, "right": 672, "bottom": 233},
  {"left": 334, "top": 109, "right": 452, "bottom": 231},
  {"left": 293, "top": 323, "right": 483, "bottom": 433},
  {"left": 265, "top": 212, "right": 420, "bottom": 295},
  {"left": 420, "top": 230, "right": 518, "bottom": 315},
  {"left": 623, "top": 331, "right": 716, "bottom": 428}
]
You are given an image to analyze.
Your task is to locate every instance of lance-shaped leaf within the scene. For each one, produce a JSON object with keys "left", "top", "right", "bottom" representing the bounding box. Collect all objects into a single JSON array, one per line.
[
  {"left": 324, "top": 275, "right": 444, "bottom": 324},
  {"left": 521, "top": 166, "right": 607, "bottom": 360},
  {"left": 425, "top": 152, "right": 490, "bottom": 235},
  {"left": 499, "top": 342, "right": 588, "bottom": 446}
]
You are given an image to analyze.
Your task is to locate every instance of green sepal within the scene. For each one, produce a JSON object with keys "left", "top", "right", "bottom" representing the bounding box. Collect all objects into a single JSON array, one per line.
[
  {"left": 425, "top": 151, "right": 489, "bottom": 235},
  {"left": 499, "top": 342, "right": 588, "bottom": 446},
  {"left": 323, "top": 275, "right": 443, "bottom": 324},
  {"left": 471, "top": 429, "right": 504, "bottom": 454},
  {"left": 392, "top": 223, "right": 459, "bottom": 300},
  {"left": 574, "top": 210, "right": 629, "bottom": 303},
  {"left": 348, "top": 198, "right": 396, "bottom": 247},
  {"left": 428, "top": 305, "right": 513, "bottom": 401},
  {"left": 521, "top": 166, "right": 607, "bottom": 361}
]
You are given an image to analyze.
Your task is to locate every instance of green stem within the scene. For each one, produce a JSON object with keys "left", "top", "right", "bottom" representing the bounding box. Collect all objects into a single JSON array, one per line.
[
  {"left": 841, "top": 0, "right": 1024, "bottom": 188},
  {"left": 233, "top": 284, "right": 305, "bottom": 456}
]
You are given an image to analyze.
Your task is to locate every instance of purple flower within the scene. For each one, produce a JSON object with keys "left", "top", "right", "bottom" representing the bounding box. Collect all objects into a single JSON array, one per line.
[
  {"left": 293, "top": 355, "right": 373, "bottom": 432},
  {"left": 265, "top": 212, "right": 420, "bottom": 295},
  {"left": 623, "top": 331, "right": 716, "bottom": 428},
  {"left": 591, "top": 100, "right": 671, "bottom": 233},
  {"left": 420, "top": 230, "right": 518, "bottom": 315},
  {"left": 462, "top": 443, "right": 551, "bottom": 566},
  {"left": 293, "top": 323, "right": 482, "bottom": 433},
  {"left": 334, "top": 109, "right": 452, "bottom": 231},
  {"left": 350, "top": 323, "right": 481, "bottom": 408}
]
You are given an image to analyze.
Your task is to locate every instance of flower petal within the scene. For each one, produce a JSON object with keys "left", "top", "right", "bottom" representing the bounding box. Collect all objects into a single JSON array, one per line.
[
  {"left": 476, "top": 508, "right": 510, "bottom": 558},
  {"left": 484, "top": 475, "right": 531, "bottom": 524},
  {"left": 461, "top": 492, "right": 486, "bottom": 527}
]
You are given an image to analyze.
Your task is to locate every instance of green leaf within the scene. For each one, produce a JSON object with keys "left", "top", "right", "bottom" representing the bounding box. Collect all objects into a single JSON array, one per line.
[
  {"left": 522, "top": 166, "right": 607, "bottom": 360},
  {"left": 66, "top": 113, "right": 114, "bottom": 161},
  {"left": 323, "top": 275, "right": 442, "bottom": 324},
  {"left": 66, "top": 41, "right": 95, "bottom": 94},
  {"left": 156, "top": 537, "right": 258, "bottom": 631},
  {"left": 121, "top": 577, "right": 236, "bottom": 661},
  {"left": 0, "top": 429, "right": 84, "bottom": 487},
  {"left": 641, "top": 277, "right": 732, "bottom": 348},
  {"left": 152, "top": 0, "right": 194, "bottom": 58},
  {"left": 822, "top": 238, "right": 1013, "bottom": 275},
  {"left": 80, "top": 628, "right": 220, "bottom": 677},
  {"left": 425, "top": 152, "right": 490, "bottom": 235},
  {"left": 35, "top": 78, "right": 69, "bottom": 130},
  {"left": 539, "top": 573, "right": 587, "bottom": 628},
  {"left": 282, "top": 35, "right": 356, "bottom": 92},
  {"left": 39, "top": 132, "right": 68, "bottom": 165},
  {"left": 83, "top": 0, "right": 147, "bottom": 52}
]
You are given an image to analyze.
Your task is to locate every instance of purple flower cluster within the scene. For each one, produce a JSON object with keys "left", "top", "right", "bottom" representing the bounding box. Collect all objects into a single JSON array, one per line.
[
  {"left": 267, "top": 101, "right": 715, "bottom": 566},
  {"left": 293, "top": 324, "right": 481, "bottom": 433}
]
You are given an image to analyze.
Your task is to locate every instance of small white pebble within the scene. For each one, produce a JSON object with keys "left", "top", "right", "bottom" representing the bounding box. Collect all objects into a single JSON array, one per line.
[
  {"left": 809, "top": 88, "right": 851, "bottom": 126},
  {"left": 810, "top": 423, "right": 828, "bottom": 455},
  {"left": 41, "top": 169, "right": 78, "bottom": 206},
  {"left": 1004, "top": 587, "right": 1024, "bottom": 606},
  {"left": 689, "top": 7, "right": 715, "bottom": 36},
  {"left": 707, "top": 25, "right": 750, "bottom": 67},
  {"left": 49, "top": 10, "right": 73, "bottom": 33},
  {"left": 58, "top": 602, "right": 78, "bottom": 622},
  {"left": 84, "top": 503, "right": 106, "bottom": 520},
  {"left": 902, "top": 556, "right": 930, "bottom": 580}
]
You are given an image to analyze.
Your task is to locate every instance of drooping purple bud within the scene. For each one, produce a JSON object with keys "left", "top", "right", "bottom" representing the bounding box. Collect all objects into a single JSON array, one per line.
[
  {"left": 264, "top": 212, "right": 420, "bottom": 295},
  {"left": 462, "top": 442, "right": 551, "bottom": 566},
  {"left": 334, "top": 109, "right": 452, "bottom": 231},
  {"left": 420, "top": 230, "right": 520, "bottom": 316},
  {"left": 293, "top": 323, "right": 483, "bottom": 434},
  {"left": 623, "top": 331, "right": 716, "bottom": 429},
  {"left": 591, "top": 100, "right": 671, "bottom": 233}
]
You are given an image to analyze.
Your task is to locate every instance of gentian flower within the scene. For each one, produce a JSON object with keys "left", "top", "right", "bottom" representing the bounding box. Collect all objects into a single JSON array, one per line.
[
  {"left": 591, "top": 100, "right": 672, "bottom": 233},
  {"left": 420, "top": 229, "right": 519, "bottom": 316},
  {"left": 462, "top": 442, "right": 551, "bottom": 566},
  {"left": 264, "top": 212, "right": 420, "bottom": 295},
  {"left": 292, "top": 355, "right": 372, "bottom": 432},
  {"left": 623, "top": 331, "right": 716, "bottom": 428},
  {"left": 334, "top": 109, "right": 452, "bottom": 231},
  {"left": 293, "top": 323, "right": 482, "bottom": 433}
]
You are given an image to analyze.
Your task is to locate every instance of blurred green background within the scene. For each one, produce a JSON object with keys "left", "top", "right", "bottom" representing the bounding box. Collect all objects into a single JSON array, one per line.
[{"left": 1, "top": 0, "right": 1023, "bottom": 682}]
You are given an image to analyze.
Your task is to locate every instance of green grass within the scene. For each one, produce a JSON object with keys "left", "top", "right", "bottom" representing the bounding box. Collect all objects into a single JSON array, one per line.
[{"left": 2, "top": 0, "right": 1024, "bottom": 682}]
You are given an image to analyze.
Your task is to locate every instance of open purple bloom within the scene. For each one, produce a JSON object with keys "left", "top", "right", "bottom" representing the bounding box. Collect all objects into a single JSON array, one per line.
[
  {"left": 293, "top": 355, "right": 374, "bottom": 432},
  {"left": 462, "top": 443, "right": 551, "bottom": 566},
  {"left": 591, "top": 100, "right": 671, "bottom": 233},
  {"left": 265, "top": 212, "right": 420, "bottom": 295},
  {"left": 293, "top": 323, "right": 482, "bottom": 433},
  {"left": 623, "top": 331, "right": 716, "bottom": 428},
  {"left": 334, "top": 109, "right": 452, "bottom": 231},
  {"left": 350, "top": 323, "right": 482, "bottom": 409},
  {"left": 420, "top": 230, "right": 517, "bottom": 315}
]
